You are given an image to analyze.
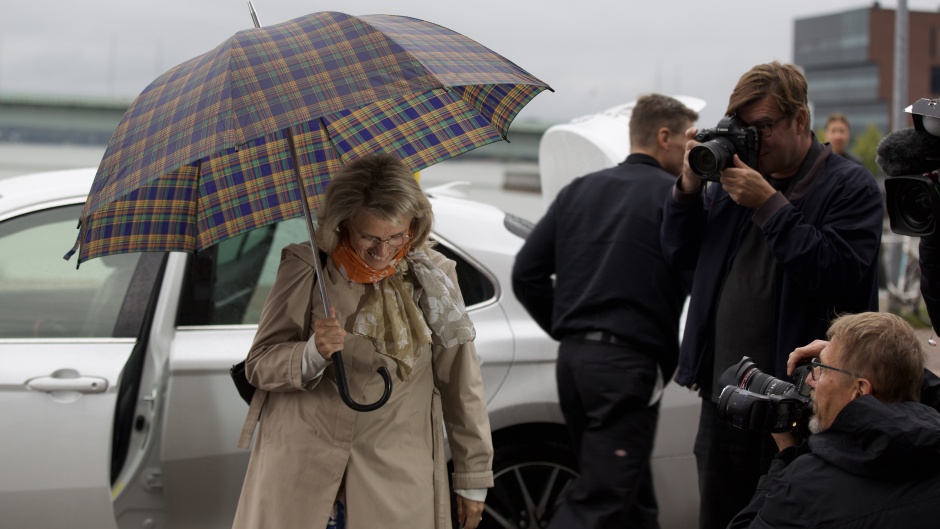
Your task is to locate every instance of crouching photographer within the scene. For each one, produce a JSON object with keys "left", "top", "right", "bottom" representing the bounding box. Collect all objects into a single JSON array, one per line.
[{"left": 727, "top": 312, "right": 940, "bottom": 528}]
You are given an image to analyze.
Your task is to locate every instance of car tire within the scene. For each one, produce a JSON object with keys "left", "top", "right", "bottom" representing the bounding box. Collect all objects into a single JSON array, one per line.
[{"left": 478, "top": 439, "right": 578, "bottom": 529}]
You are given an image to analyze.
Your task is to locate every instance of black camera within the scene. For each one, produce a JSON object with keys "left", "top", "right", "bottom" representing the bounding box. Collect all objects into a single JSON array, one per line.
[
  {"left": 879, "top": 98, "right": 940, "bottom": 236},
  {"left": 884, "top": 175, "right": 940, "bottom": 236},
  {"left": 716, "top": 356, "right": 813, "bottom": 438},
  {"left": 689, "top": 116, "right": 761, "bottom": 181}
]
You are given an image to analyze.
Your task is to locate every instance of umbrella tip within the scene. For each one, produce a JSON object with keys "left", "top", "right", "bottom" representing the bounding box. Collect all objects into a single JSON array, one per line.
[{"left": 248, "top": 1, "right": 262, "bottom": 28}]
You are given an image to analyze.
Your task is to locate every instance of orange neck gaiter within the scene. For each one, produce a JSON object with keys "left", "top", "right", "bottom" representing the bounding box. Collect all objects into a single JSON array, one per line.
[{"left": 331, "top": 235, "right": 411, "bottom": 284}]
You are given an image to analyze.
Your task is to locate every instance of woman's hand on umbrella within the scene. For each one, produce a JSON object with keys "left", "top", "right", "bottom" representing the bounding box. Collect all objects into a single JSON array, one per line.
[
  {"left": 313, "top": 307, "right": 345, "bottom": 360},
  {"left": 456, "top": 495, "right": 484, "bottom": 529}
]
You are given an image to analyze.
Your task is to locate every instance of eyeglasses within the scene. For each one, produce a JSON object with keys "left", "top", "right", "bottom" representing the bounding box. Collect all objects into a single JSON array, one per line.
[
  {"left": 354, "top": 231, "right": 412, "bottom": 250},
  {"left": 744, "top": 116, "right": 787, "bottom": 139},
  {"left": 810, "top": 357, "right": 861, "bottom": 381}
]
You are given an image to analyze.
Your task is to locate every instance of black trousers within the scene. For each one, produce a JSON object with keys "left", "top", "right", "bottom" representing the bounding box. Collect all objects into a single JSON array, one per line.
[
  {"left": 547, "top": 338, "right": 661, "bottom": 529},
  {"left": 694, "top": 399, "right": 779, "bottom": 529}
]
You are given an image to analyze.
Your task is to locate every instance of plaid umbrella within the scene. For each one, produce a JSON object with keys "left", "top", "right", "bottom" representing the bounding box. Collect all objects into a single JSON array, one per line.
[
  {"left": 65, "top": 10, "right": 550, "bottom": 264},
  {"left": 64, "top": 10, "right": 550, "bottom": 411}
]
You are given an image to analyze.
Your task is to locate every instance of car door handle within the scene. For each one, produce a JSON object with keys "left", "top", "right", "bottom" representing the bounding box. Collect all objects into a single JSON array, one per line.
[{"left": 26, "top": 376, "right": 109, "bottom": 394}]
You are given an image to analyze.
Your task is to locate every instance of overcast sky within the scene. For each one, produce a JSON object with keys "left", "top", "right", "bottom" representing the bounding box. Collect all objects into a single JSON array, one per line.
[{"left": 2, "top": 0, "right": 939, "bottom": 127}]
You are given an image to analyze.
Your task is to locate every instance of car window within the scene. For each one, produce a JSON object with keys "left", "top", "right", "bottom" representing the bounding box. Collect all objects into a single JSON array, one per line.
[
  {"left": 432, "top": 243, "right": 496, "bottom": 308},
  {"left": 0, "top": 204, "right": 142, "bottom": 338},
  {"left": 178, "top": 218, "right": 497, "bottom": 326},
  {"left": 178, "top": 218, "right": 308, "bottom": 326}
]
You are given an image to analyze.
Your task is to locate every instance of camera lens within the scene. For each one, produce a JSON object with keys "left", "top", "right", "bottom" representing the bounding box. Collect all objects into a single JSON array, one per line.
[
  {"left": 896, "top": 184, "right": 933, "bottom": 232},
  {"left": 689, "top": 138, "right": 735, "bottom": 179},
  {"left": 741, "top": 368, "right": 794, "bottom": 396},
  {"left": 722, "top": 357, "right": 796, "bottom": 397},
  {"left": 717, "top": 386, "right": 773, "bottom": 431},
  {"left": 689, "top": 145, "right": 720, "bottom": 176},
  {"left": 885, "top": 176, "right": 938, "bottom": 236}
]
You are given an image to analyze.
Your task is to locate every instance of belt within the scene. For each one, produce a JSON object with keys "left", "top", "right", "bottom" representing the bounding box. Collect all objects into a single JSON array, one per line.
[{"left": 570, "top": 330, "right": 631, "bottom": 347}]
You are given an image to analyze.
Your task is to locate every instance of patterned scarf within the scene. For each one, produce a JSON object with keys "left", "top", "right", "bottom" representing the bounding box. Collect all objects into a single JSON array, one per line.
[{"left": 331, "top": 241, "right": 475, "bottom": 381}]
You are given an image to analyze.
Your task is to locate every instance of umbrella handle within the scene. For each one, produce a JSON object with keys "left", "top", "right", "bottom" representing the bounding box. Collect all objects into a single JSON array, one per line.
[{"left": 331, "top": 351, "right": 392, "bottom": 412}]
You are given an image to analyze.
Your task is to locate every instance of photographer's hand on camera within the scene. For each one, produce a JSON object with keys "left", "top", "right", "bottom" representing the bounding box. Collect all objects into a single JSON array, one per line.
[
  {"left": 720, "top": 155, "right": 777, "bottom": 208},
  {"left": 787, "top": 339, "right": 827, "bottom": 376},
  {"left": 678, "top": 126, "right": 704, "bottom": 192}
]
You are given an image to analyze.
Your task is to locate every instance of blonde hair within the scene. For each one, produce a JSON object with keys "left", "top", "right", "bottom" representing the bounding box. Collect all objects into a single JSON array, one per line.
[
  {"left": 827, "top": 312, "right": 926, "bottom": 403},
  {"left": 726, "top": 61, "right": 811, "bottom": 135},
  {"left": 316, "top": 153, "right": 433, "bottom": 252}
]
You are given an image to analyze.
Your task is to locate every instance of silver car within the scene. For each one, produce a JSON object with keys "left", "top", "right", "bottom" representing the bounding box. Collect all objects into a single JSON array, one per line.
[{"left": 0, "top": 165, "right": 698, "bottom": 529}]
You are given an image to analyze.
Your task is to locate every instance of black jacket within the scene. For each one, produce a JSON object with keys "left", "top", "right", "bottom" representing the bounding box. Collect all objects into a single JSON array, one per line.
[
  {"left": 920, "top": 233, "right": 940, "bottom": 333},
  {"left": 918, "top": 233, "right": 940, "bottom": 407},
  {"left": 512, "top": 154, "right": 689, "bottom": 376},
  {"left": 661, "top": 145, "right": 883, "bottom": 388},
  {"left": 728, "top": 396, "right": 940, "bottom": 528}
]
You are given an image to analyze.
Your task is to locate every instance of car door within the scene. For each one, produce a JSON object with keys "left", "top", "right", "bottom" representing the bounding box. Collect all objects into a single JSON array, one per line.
[
  {"left": 159, "top": 219, "right": 296, "bottom": 529},
  {"left": 0, "top": 201, "right": 163, "bottom": 529}
]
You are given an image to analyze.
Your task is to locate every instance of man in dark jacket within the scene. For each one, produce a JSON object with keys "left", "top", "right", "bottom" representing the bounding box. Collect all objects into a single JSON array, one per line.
[
  {"left": 921, "top": 232, "right": 940, "bottom": 333},
  {"left": 660, "top": 62, "right": 883, "bottom": 529},
  {"left": 512, "top": 94, "right": 698, "bottom": 529},
  {"left": 728, "top": 312, "right": 940, "bottom": 528}
]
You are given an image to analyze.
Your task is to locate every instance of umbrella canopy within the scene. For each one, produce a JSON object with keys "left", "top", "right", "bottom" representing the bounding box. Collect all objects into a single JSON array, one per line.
[{"left": 65, "top": 10, "right": 550, "bottom": 264}]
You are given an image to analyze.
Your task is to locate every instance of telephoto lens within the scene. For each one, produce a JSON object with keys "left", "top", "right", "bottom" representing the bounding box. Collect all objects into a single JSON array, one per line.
[{"left": 715, "top": 356, "right": 814, "bottom": 436}]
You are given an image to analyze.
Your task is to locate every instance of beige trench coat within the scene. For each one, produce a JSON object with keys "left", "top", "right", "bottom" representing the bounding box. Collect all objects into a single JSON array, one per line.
[{"left": 232, "top": 243, "right": 494, "bottom": 529}]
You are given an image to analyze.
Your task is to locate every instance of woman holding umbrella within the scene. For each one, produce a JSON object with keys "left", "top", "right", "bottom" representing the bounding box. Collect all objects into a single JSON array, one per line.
[{"left": 232, "top": 153, "right": 492, "bottom": 529}]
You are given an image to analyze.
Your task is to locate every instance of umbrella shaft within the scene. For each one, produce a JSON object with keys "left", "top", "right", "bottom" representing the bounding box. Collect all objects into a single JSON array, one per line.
[{"left": 286, "top": 128, "right": 332, "bottom": 316}]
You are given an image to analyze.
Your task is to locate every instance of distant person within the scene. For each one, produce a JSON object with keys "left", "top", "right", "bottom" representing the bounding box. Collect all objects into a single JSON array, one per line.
[
  {"left": 660, "top": 61, "right": 883, "bottom": 529},
  {"left": 728, "top": 312, "right": 940, "bottom": 528},
  {"left": 512, "top": 93, "right": 698, "bottom": 529},
  {"left": 824, "top": 112, "right": 863, "bottom": 165}
]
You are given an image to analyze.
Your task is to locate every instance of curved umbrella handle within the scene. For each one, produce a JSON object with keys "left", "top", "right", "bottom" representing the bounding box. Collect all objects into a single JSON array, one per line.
[{"left": 331, "top": 351, "right": 392, "bottom": 412}]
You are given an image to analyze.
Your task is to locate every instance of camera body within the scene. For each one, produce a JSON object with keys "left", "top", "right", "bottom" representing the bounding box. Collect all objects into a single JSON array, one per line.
[
  {"left": 689, "top": 116, "right": 761, "bottom": 181},
  {"left": 879, "top": 98, "right": 940, "bottom": 236},
  {"left": 716, "top": 356, "right": 813, "bottom": 438}
]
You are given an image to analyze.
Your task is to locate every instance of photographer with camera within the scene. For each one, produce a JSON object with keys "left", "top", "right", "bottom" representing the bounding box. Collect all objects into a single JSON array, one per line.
[
  {"left": 727, "top": 312, "right": 940, "bottom": 528},
  {"left": 872, "top": 103, "right": 940, "bottom": 409},
  {"left": 660, "top": 61, "right": 884, "bottom": 529}
]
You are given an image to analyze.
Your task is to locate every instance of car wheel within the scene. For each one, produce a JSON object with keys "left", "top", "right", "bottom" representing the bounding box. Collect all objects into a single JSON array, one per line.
[{"left": 480, "top": 440, "right": 577, "bottom": 529}]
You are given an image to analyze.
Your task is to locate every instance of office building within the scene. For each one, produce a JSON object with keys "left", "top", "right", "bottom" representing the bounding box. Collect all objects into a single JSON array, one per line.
[{"left": 795, "top": 4, "right": 940, "bottom": 135}]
